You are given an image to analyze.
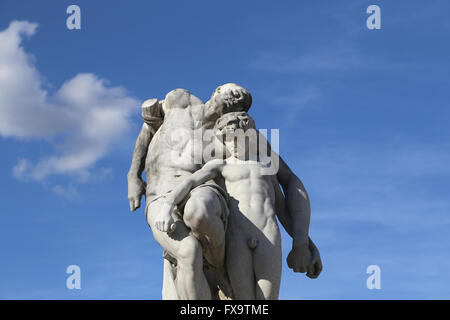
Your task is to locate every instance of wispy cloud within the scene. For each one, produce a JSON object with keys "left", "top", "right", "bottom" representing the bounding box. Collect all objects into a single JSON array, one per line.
[
  {"left": 249, "top": 48, "right": 365, "bottom": 75},
  {"left": 52, "top": 184, "right": 79, "bottom": 199}
]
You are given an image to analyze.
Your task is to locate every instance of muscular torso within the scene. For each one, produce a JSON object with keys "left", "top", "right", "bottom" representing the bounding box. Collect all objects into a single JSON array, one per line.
[
  {"left": 146, "top": 106, "right": 198, "bottom": 198},
  {"left": 145, "top": 103, "right": 215, "bottom": 201},
  {"left": 221, "top": 158, "right": 279, "bottom": 240}
]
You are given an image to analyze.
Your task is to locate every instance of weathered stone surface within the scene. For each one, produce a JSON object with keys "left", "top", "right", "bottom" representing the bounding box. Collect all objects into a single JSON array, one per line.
[{"left": 127, "top": 84, "right": 322, "bottom": 300}]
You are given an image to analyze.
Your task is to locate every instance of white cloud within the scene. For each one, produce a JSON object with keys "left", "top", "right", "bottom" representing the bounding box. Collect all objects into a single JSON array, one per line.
[
  {"left": 0, "top": 21, "right": 140, "bottom": 181},
  {"left": 0, "top": 21, "right": 68, "bottom": 139},
  {"left": 52, "top": 184, "right": 78, "bottom": 199}
]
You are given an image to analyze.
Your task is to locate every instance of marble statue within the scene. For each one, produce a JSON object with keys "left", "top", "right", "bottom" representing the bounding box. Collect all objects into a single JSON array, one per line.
[{"left": 127, "top": 84, "right": 322, "bottom": 300}]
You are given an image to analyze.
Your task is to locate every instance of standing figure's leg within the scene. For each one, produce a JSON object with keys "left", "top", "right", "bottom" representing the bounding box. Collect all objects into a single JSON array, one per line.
[
  {"left": 225, "top": 225, "right": 256, "bottom": 299},
  {"left": 253, "top": 230, "right": 282, "bottom": 300},
  {"left": 147, "top": 199, "right": 211, "bottom": 300}
]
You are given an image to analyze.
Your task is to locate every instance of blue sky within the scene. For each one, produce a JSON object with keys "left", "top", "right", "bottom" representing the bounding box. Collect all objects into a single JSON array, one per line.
[{"left": 1, "top": 0, "right": 449, "bottom": 299}]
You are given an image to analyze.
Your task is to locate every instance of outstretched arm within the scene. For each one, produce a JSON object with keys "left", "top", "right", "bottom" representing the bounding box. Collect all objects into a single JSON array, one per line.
[
  {"left": 127, "top": 122, "right": 153, "bottom": 212},
  {"left": 153, "top": 160, "right": 222, "bottom": 232}
]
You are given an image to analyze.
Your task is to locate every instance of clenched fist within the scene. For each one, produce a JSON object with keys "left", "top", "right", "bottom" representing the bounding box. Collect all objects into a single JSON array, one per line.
[{"left": 287, "top": 238, "right": 322, "bottom": 279}]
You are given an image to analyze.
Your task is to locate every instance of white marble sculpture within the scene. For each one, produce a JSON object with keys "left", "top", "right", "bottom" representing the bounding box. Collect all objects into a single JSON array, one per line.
[{"left": 127, "top": 84, "right": 322, "bottom": 300}]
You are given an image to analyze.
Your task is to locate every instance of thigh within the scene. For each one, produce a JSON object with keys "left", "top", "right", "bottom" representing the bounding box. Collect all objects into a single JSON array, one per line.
[
  {"left": 226, "top": 228, "right": 255, "bottom": 299},
  {"left": 183, "top": 186, "right": 225, "bottom": 228},
  {"left": 253, "top": 235, "right": 282, "bottom": 300},
  {"left": 186, "top": 186, "right": 223, "bottom": 216},
  {"left": 146, "top": 198, "right": 195, "bottom": 260}
]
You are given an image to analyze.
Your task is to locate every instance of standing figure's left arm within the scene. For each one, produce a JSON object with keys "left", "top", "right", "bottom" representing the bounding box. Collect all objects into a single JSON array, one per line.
[
  {"left": 259, "top": 125, "right": 322, "bottom": 278},
  {"left": 275, "top": 157, "right": 322, "bottom": 278},
  {"left": 276, "top": 156, "right": 311, "bottom": 245}
]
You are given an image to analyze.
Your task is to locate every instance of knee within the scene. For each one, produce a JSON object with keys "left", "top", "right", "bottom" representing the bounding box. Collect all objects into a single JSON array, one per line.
[
  {"left": 183, "top": 197, "right": 210, "bottom": 230},
  {"left": 177, "top": 236, "right": 202, "bottom": 267}
]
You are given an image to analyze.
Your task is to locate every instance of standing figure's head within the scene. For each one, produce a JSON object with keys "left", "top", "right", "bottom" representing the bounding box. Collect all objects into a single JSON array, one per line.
[
  {"left": 214, "top": 111, "right": 257, "bottom": 159},
  {"left": 215, "top": 111, "right": 256, "bottom": 135},
  {"left": 204, "top": 83, "right": 252, "bottom": 124}
]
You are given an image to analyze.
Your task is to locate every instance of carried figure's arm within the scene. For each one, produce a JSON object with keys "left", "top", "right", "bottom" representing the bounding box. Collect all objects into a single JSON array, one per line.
[
  {"left": 127, "top": 123, "right": 152, "bottom": 211},
  {"left": 154, "top": 160, "right": 223, "bottom": 232},
  {"left": 127, "top": 99, "right": 164, "bottom": 212}
]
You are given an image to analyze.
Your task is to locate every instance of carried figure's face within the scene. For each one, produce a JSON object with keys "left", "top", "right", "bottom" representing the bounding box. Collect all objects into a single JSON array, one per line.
[{"left": 204, "top": 83, "right": 252, "bottom": 123}]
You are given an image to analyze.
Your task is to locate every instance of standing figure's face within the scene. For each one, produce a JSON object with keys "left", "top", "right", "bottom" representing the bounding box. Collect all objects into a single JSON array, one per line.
[{"left": 215, "top": 112, "right": 256, "bottom": 158}]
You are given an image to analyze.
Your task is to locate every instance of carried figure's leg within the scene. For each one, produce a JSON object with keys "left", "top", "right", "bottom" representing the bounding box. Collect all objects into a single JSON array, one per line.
[
  {"left": 183, "top": 187, "right": 226, "bottom": 270},
  {"left": 182, "top": 186, "right": 233, "bottom": 297},
  {"left": 147, "top": 198, "right": 211, "bottom": 300},
  {"left": 162, "top": 258, "right": 178, "bottom": 299}
]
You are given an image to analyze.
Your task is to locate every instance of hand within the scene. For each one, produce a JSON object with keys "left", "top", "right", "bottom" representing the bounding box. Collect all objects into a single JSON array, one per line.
[
  {"left": 154, "top": 202, "right": 175, "bottom": 233},
  {"left": 287, "top": 242, "right": 311, "bottom": 273},
  {"left": 287, "top": 238, "right": 322, "bottom": 279},
  {"left": 306, "top": 238, "right": 322, "bottom": 279},
  {"left": 127, "top": 176, "right": 146, "bottom": 212}
]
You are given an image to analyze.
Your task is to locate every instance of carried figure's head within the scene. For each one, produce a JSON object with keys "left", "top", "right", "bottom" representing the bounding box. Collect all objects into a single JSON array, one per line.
[{"left": 204, "top": 83, "right": 252, "bottom": 123}]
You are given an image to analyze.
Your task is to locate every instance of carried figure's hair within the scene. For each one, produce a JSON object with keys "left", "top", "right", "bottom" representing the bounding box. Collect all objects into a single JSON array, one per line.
[{"left": 212, "top": 83, "right": 252, "bottom": 113}]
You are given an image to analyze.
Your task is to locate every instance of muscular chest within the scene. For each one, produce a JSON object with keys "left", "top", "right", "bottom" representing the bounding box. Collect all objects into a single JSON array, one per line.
[{"left": 221, "top": 164, "right": 251, "bottom": 182}]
